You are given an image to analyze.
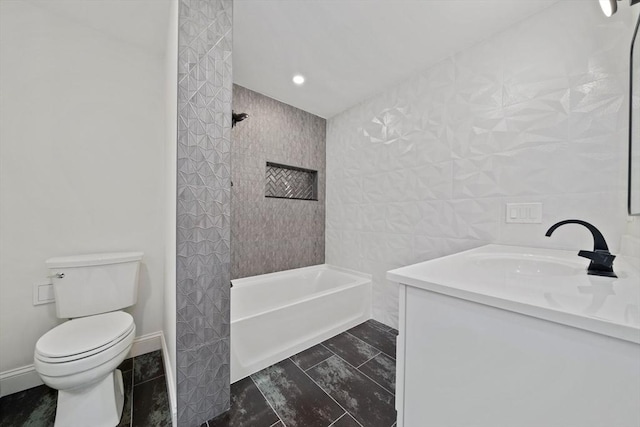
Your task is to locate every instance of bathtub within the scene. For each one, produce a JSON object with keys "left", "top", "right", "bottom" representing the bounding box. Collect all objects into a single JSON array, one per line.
[{"left": 230, "top": 264, "right": 372, "bottom": 382}]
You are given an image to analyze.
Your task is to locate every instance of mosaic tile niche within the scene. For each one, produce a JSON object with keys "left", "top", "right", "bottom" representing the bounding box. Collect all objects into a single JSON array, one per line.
[
  {"left": 231, "top": 84, "right": 326, "bottom": 279},
  {"left": 176, "top": 0, "right": 232, "bottom": 425}
]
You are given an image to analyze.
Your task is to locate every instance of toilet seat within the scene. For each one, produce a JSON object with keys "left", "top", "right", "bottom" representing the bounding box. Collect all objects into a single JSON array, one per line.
[
  {"left": 34, "top": 312, "right": 135, "bottom": 379},
  {"left": 36, "top": 311, "right": 134, "bottom": 362}
]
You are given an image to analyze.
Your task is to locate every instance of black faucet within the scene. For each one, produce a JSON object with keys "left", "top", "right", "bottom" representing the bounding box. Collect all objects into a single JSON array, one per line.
[{"left": 545, "top": 219, "right": 617, "bottom": 278}]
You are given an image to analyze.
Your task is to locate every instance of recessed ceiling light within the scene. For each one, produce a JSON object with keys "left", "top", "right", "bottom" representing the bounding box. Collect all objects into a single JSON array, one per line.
[
  {"left": 292, "top": 75, "right": 305, "bottom": 85},
  {"left": 599, "top": 0, "right": 617, "bottom": 17}
]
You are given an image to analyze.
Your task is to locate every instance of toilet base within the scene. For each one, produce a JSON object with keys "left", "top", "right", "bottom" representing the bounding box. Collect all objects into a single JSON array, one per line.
[{"left": 54, "top": 369, "right": 124, "bottom": 427}]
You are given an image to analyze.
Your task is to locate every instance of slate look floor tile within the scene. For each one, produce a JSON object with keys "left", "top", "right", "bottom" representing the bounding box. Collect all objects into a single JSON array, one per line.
[
  {"left": 208, "top": 376, "right": 280, "bottom": 427},
  {"left": 251, "top": 358, "right": 344, "bottom": 427},
  {"left": 0, "top": 320, "right": 396, "bottom": 427},
  {"left": 118, "top": 357, "right": 133, "bottom": 372},
  {"left": 223, "top": 319, "right": 398, "bottom": 427},
  {"left": 290, "top": 344, "right": 334, "bottom": 371},
  {"left": 330, "top": 413, "right": 362, "bottom": 427},
  {"left": 322, "top": 332, "right": 380, "bottom": 367},
  {"left": 134, "top": 350, "right": 165, "bottom": 383},
  {"left": 131, "top": 375, "right": 172, "bottom": 427},
  {"left": 347, "top": 322, "right": 397, "bottom": 358},
  {"left": 0, "top": 351, "right": 171, "bottom": 427},
  {"left": 358, "top": 352, "right": 396, "bottom": 393},
  {"left": 0, "top": 385, "right": 56, "bottom": 427},
  {"left": 308, "top": 355, "right": 396, "bottom": 427},
  {"left": 366, "top": 319, "right": 393, "bottom": 332}
]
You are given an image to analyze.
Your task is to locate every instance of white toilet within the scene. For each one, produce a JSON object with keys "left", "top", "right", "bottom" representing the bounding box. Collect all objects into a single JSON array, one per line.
[{"left": 33, "top": 252, "right": 143, "bottom": 427}]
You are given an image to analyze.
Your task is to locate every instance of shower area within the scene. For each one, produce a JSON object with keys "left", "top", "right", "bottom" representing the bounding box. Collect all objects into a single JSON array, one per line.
[
  {"left": 227, "top": 75, "right": 375, "bottom": 405},
  {"left": 175, "top": 2, "right": 377, "bottom": 425},
  {"left": 229, "top": 85, "right": 326, "bottom": 278}
]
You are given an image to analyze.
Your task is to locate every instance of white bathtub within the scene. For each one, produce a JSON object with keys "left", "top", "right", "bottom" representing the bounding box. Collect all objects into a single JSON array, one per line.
[{"left": 230, "top": 264, "right": 372, "bottom": 382}]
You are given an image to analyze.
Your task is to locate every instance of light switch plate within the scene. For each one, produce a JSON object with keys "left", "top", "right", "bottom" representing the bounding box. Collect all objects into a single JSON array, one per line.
[
  {"left": 33, "top": 282, "right": 55, "bottom": 306},
  {"left": 505, "top": 203, "right": 542, "bottom": 224}
]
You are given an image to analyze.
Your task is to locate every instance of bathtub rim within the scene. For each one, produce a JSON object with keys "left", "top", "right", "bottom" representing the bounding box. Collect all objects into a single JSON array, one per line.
[
  {"left": 231, "top": 263, "right": 372, "bottom": 288},
  {"left": 231, "top": 264, "right": 372, "bottom": 323}
]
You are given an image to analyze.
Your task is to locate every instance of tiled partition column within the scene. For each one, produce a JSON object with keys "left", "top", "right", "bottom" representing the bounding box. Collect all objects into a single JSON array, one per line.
[{"left": 176, "top": 0, "right": 232, "bottom": 425}]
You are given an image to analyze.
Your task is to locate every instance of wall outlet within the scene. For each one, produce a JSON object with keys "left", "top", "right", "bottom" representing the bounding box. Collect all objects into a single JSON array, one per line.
[
  {"left": 33, "top": 282, "right": 55, "bottom": 306},
  {"left": 505, "top": 203, "right": 542, "bottom": 224}
]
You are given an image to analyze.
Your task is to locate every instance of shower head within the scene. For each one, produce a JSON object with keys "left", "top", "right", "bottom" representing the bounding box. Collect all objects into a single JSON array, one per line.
[{"left": 232, "top": 111, "right": 248, "bottom": 128}]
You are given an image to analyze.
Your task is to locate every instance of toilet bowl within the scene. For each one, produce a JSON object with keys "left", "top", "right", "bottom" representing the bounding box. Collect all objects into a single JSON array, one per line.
[
  {"left": 34, "top": 311, "right": 136, "bottom": 427},
  {"left": 34, "top": 252, "right": 143, "bottom": 427}
]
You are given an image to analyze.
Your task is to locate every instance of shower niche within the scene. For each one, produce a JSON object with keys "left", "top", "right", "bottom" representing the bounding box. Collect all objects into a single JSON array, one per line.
[{"left": 265, "top": 162, "right": 318, "bottom": 201}]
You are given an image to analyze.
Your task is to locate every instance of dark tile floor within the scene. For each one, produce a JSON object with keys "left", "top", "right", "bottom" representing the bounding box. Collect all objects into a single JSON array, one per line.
[
  {"left": 206, "top": 319, "right": 398, "bottom": 427},
  {"left": 1, "top": 321, "right": 396, "bottom": 427},
  {"left": 0, "top": 350, "right": 172, "bottom": 427}
]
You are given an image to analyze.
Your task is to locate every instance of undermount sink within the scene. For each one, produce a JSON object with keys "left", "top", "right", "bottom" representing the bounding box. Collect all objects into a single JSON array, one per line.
[{"left": 469, "top": 253, "right": 584, "bottom": 276}]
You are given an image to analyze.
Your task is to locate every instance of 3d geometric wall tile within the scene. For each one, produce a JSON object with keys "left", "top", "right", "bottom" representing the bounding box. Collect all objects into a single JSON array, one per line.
[
  {"left": 326, "top": 1, "right": 633, "bottom": 329},
  {"left": 176, "top": 0, "right": 232, "bottom": 425}
]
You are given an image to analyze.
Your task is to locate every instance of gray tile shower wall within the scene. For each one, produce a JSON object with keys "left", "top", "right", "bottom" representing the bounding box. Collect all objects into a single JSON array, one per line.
[
  {"left": 231, "top": 85, "right": 326, "bottom": 279},
  {"left": 176, "top": 0, "right": 232, "bottom": 425}
]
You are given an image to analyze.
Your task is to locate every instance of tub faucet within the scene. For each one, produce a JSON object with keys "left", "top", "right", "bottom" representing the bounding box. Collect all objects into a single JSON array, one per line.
[{"left": 545, "top": 219, "right": 617, "bottom": 278}]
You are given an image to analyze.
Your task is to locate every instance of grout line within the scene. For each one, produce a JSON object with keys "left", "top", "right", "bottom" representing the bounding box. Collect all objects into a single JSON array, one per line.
[
  {"left": 354, "top": 367, "right": 395, "bottom": 397},
  {"left": 327, "top": 412, "right": 347, "bottom": 426},
  {"left": 302, "top": 354, "right": 335, "bottom": 373},
  {"left": 366, "top": 319, "right": 393, "bottom": 333},
  {"left": 325, "top": 350, "right": 395, "bottom": 397},
  {"left": 268, "top": 420, "right": 282, "bottom": 427},
  {"left": 133, "top": 373, "right": 166, "bottom": 387},
  {"left": 356, "top": 351, "right": 382, "bottom": 369},
  {"left": 345, "top": 331, "right": 396, "bottom": 360},
  {"left": 319, "top": 342, "right": 336, "bottom": 355},
  {"left": 319, "top": 328, "right": 397, "bottom": 395},
  {"left": 129, "top": 366, "right": 135, "bottom": 427},
  {"left": 250, "top": 374, "right": 286, "bottom": 427},
  {"left": 344, "top": 330, "right": 390, "bottom": 357},
  {"left": 321, "top": 343, "right": 377, "bottom": 374},
  {"left": 296, "top": 356, "right": 365, "bottom": 427}
]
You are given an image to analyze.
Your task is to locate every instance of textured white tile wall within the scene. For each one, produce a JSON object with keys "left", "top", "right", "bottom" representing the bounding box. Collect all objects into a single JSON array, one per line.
[{"left": 326, "top": 1, "right": 639, "bottom": 328}]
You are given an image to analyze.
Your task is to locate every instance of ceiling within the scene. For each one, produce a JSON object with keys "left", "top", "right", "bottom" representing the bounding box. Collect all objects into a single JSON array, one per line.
[{"left": 234, "top": 0, "right": 560, "bottom": 118}]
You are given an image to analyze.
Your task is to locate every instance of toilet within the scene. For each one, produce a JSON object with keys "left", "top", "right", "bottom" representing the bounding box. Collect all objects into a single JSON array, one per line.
[{"left": 33, "top": 252, "right": 143, "bottom": 427}]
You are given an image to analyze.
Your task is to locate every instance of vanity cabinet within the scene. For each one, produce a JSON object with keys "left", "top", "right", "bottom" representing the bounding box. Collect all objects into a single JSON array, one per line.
[{"left": 389, "top": 245, "right": 640, "bottom": 427}]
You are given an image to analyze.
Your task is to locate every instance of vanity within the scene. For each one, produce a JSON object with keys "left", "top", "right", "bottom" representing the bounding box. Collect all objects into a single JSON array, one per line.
[{"left": 387, "top": 244, "right": 640, "bottom": 427}]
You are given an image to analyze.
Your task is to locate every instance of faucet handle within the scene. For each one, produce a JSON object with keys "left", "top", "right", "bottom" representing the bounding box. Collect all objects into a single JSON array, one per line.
[
  {"left": 578, "top": 250, "right": 615, "bottom": 267},
  {"left": 577, "top": 250, "right": 617, "bottom": 277}
]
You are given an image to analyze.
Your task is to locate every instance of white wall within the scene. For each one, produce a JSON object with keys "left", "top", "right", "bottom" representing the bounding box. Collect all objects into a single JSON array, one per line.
[
  {"left": 0, "top": 0, "right": 172, "bottom": 374},
  {"left": 163, "top": 0, "right": 179, "bottom": 420},
  {"left": 326, "top": 0, "right": 640, "bottom": 328}
]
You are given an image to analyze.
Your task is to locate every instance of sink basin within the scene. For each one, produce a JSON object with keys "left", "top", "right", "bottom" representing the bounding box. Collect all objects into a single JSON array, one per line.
[
  {"left": 469, "top": 253, "right": 584, "bottom": 276},
  {"left": 387, "top": 244, "right": 640, "bottom": 344}
]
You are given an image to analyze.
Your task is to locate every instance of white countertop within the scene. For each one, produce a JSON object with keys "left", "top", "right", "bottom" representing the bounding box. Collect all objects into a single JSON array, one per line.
[{"left": 387, "top": 244, "right": 640, "bottom": 344}]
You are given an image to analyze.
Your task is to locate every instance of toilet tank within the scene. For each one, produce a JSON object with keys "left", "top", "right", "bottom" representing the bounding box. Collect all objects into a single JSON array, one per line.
[{"left": 45, "top": 252, "right": 143, "bottom": 319}]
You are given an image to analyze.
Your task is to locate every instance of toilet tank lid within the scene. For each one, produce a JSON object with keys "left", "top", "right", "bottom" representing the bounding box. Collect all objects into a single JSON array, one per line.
[{"left": 46, "top": 252, "right": 143, "bottom": 268}]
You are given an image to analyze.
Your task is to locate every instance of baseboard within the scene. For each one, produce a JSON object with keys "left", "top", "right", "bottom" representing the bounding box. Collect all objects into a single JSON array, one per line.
[
  {"left": 0, "top": 331, "right": 164, "bottom": 398},
  {"left": 0, "top": 365, "right": 43, "bottom": 398},
  {"left": 160, "top": 332, "right": 177, "bottom": 426},
  {"left": 128, "top": 331, "right": 163, "bottom": 358}
]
